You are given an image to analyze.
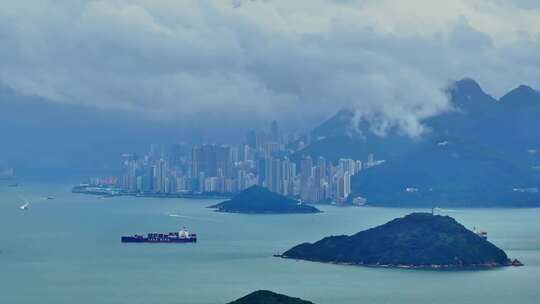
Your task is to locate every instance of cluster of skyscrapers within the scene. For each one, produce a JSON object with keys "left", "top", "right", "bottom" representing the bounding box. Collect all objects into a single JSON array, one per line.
[{"left": 95, "top": 121, "right": 383, "bottom": 204}]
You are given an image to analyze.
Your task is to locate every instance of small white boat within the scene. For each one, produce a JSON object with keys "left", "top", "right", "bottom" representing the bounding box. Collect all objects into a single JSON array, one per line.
[
  {"left": 476, "top": 231, "right": 488, "bottom": 240},
  {"left": 20, "top": 202, "right": 30, "bottom": 210},
  {"left": 473, "top": 226, "right": 487, "bottom": 240}
]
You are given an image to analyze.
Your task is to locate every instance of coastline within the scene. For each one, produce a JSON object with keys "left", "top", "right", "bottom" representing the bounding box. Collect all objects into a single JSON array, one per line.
[
  {"left": 72, "top": 187, "right": 232, "bottom": 200},
  {"left": 275, "top": 255, "right": 524, "bottom": 270},
  {"left": 71, "top": 186, "right": 540, "bottom": 209},
  {"left": 210, "top": 208, "right": 323, "bottom": 214}
]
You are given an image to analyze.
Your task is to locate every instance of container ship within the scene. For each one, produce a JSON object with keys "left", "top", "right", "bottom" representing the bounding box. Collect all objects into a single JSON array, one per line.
[{"left": 121, "top": 227, "right": 197, "bottom": 243}]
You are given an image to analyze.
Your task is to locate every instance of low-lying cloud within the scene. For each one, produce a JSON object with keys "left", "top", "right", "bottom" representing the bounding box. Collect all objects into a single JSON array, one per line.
[{"left": 1, "top": 0, "right": 540, "bottom": 137}]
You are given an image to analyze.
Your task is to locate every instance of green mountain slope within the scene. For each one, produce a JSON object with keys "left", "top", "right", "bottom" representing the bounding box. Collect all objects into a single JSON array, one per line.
[
  {"left": 352, "top": 138, "right": 540, "bottom": 207},
  {"left": 228, "top": 290, "right": 314, "bottom": 304},
  {"left": 281, "top": 213, "right": 516, "bottom": 268},
  {"left": 209, "top": 186, "right": 321, "bottom": 214}
]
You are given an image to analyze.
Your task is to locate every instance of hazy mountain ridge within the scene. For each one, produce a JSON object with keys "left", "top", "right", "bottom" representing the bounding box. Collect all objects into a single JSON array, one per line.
[
  {"left": 298, "top": 108, "right": 416, "bottom": 163},
  {"left": 296, "top": 78, "right": 540, "bottom": 206},
  {"left": 303, "top": 78, "right": 539, "bottom": 155}
]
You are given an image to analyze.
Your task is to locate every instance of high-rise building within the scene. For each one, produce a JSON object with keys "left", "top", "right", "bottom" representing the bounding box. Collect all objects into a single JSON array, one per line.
[
  {"left": 155, "top": 158, "right": 168, "bottom": 193},
  {"left": 263, "top": 142, "right": 280, "bottom": 158},
  {"left": 335, "top": 171, "right": 351, "bottom": 204},
  {"left": 243, "top": 144, "right": 255, "bottom": 161},
  {"left": 216, "top": 145, "right": 232, "bottom": 178},
  {"left": 246, "top": 130, "right": 257, "bottom": 149},
  {"left": 197, "top": 172, "right": 206, "bottom": 192},
  {"left": 141, "top": 166, "right": 154, "bottom": 193},
  {"left": 230, "top": 145, "right": 240, "bottom": 163},
  {"left": 149, "top": 143, "right": 164, "bottom": 161},
  {"left": 300, "top": 156, "right": 313, "bottom": 183},
  {"left": 256, "top": 156, "right": 266, "bottom": 186},
  {"left": 192, "top": 144, "right": 218, "bottom": 179},
  {"left": 166, "top": 143, "right": 187, "bottom": 169},
  {"left": 123, "top": 160, "right": 137, "bottom": 192},
  {"left": 280, "top": 157, "right": 295, "bottom": 196},
  {"left": 192, "top": 145, "right": 202, "bottom": 179},
  {"left": 339, "top": 158, "right": 356, "bottom": 176},
  {"left": 316, "top": 157, "right": 327, "bottom": 182},
  {"left": 265, "top": 157, "right": 280, "bottom": 193},
  {"left": 355, "top": 160, "right": 363, "bottom": 174},
  {"left": 255, "top": 131, "right": 269, "bottom": 150}
]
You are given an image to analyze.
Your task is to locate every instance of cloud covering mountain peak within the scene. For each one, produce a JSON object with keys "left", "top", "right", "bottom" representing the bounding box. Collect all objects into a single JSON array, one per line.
[{"left": 1, "top": 0, "right": 540, "bottom": 137}]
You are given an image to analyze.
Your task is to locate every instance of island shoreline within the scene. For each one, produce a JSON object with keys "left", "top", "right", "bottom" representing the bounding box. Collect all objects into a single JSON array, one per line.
[{"left": 274, "top": 255, "right": 523, "bottom": 270}]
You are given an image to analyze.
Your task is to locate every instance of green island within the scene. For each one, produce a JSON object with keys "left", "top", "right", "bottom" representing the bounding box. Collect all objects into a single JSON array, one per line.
[
  {"left": 209, "top": 185, "right": 320, "bottom": 214},
  {"left": 279, "top": 213, "right": 523, "bottom": 269},
  {"left": 227, "top": 290, "right": 314, "bottom": 304}
]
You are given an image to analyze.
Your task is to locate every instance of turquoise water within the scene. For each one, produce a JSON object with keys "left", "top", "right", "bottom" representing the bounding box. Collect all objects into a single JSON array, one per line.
[{"left": 1, "top": 180, "right": 540, "bottom": 304}]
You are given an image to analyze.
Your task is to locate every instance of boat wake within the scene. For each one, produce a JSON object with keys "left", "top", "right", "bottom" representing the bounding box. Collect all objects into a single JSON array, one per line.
[{"left": 168, "top": 214, "right": 219, "bottom": 222}]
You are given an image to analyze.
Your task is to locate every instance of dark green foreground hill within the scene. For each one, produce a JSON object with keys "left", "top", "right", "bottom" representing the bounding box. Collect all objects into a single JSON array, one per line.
[
  {"left": 281, "top": 213, "right": 521, "bottom": 269},
  {"left": 209, "top": 186, "right": 320, "bottom": 214},
  {"left": 228, "top": 290, "right": 314, "bottom": 304}
]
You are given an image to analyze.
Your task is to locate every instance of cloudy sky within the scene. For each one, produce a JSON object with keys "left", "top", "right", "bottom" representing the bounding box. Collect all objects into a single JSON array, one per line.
[{"left": 1, "top": 0, "right": 540, "bottom": 140}]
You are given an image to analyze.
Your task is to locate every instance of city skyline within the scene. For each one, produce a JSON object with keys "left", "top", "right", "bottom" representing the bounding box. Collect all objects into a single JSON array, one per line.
[{"left": 85, "top": 120, "right": 384, "bottom": 205}]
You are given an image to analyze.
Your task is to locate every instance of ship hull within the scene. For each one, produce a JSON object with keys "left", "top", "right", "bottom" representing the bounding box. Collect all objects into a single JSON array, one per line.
[{"left": 121, "top": 236, "right": 197, "bottom": 243}]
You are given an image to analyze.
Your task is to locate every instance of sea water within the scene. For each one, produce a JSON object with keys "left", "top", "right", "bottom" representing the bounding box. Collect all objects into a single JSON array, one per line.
[{"left": 1, "top": 180, "right": 539, "bottom": 304}]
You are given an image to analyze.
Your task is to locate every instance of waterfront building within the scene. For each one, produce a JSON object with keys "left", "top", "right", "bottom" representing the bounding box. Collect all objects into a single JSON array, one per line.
[{"left": 112, "top": 127, "right": 367, "bottom": 202}]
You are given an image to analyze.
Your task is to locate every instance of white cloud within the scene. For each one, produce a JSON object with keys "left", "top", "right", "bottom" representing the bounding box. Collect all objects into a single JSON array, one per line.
[{"left": 1, "top": 0, "right": 540, "bottom": 136}]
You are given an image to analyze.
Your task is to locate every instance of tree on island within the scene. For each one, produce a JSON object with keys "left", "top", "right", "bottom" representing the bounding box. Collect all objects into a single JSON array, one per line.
[
  {"left": 280, "top": 213, "right": 522, "bottom": 269},
  {"left": 210, "top": 185, "right": 320, "bottom": 214},
  {"left": 227, "top": 290, "right": 315, "bottom": 304}
]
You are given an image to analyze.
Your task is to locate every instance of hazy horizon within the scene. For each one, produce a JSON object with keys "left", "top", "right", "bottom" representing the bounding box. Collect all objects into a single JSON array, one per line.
[{"left": 2, "top": 0, "right": 540, "bottom": 170}]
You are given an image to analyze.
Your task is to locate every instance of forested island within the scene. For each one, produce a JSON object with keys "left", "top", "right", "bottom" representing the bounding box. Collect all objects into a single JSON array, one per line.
[
  {"left": 279, "top": 213, "right": 522, "bottom": 269},
  {"left": 227, "top": 290, "right": 314, "bottom": 304},
  {"left": 209, "top": 186, "right": 320, "bottom": 214}
]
